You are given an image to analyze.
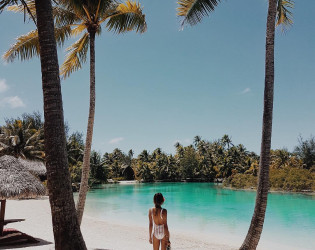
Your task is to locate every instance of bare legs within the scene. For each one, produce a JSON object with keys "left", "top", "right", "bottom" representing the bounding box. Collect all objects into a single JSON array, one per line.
[{"left": 153, "top": 235, "right": 167, "bottom": 250}]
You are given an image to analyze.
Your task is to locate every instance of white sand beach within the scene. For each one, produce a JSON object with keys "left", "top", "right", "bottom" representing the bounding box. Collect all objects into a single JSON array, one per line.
[{"left": 2, "top": 197, "right": 237, "bottom": 250}]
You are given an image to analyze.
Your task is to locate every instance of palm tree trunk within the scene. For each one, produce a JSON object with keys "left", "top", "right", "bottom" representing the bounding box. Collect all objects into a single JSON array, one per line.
[
  {"left": 240, "top": 0, "right": 276, "bottom": 249},
  {"left": 34, "top": 0, "right": 87, "bottom": 249},
  {"left": 76, "top": 30, "right": 96, "bottom": 225}
]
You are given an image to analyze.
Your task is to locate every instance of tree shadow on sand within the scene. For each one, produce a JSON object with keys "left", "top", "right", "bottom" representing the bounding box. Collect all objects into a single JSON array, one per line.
[{"left": 0, "top": 237, "right": 52, "bottom": 249}]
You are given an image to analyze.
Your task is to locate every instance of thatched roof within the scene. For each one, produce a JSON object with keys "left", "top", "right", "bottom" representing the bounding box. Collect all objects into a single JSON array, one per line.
[
  {"left": 17, "top": 157, "right": 46, "bottom": 176},
  {"left": 0, "top": 155, "right": 46, "bottom": 177},
  {"left": 0, "top": 156, "right": 46, "bottom": 200}
]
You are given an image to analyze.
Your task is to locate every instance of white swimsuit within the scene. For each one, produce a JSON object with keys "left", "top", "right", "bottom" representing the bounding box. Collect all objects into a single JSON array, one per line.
[{"left": 151, "top": 208, "right": 165, "bottom": 240}]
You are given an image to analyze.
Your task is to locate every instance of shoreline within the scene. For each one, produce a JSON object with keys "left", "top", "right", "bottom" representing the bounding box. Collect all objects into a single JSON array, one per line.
[
  {"left": 222, "top": 185, "right": 315, "bottom": 196},
  {"left": 3, "top": 198, "right": 237, "bottom": 250},
  {"left": 2, "top": 197, "right": 311, "bottom": 250}
]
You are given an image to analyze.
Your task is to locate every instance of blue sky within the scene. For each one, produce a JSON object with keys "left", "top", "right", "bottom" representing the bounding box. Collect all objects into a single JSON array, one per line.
[{"left": 0, "top": 0, "right": 314, "bottom": 156}]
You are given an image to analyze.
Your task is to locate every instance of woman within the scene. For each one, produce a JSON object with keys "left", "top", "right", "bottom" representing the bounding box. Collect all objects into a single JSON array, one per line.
[{"left": 149, "top": 193, "right": 171, "bottom": 250}]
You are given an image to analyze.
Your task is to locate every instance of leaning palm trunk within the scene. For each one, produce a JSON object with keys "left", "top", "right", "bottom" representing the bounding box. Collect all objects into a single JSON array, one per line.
[
  {"left": 76, "top": 30, "right": 96, "bottom": 225},
  {"left": 34, "top": 0, "right": 87, "bottom": 249},
  {"left": 240, "top": 0, "right": 277, "bottom": 249}
]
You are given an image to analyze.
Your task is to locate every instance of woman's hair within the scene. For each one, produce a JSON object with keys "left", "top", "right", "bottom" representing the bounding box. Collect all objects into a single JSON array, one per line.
[{"left": 153, "top": 193, "right": 164, "bottom": 215}]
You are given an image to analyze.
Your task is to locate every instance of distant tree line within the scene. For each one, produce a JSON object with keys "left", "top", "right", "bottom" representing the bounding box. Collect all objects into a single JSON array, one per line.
[{"left": 1, "top": 113, "right": 314, "bottom": 192}]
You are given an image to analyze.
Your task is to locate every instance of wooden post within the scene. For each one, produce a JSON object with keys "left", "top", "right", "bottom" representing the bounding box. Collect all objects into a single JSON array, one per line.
[{"left": 0, "top": 200, "right": 6, "bottom": 236}]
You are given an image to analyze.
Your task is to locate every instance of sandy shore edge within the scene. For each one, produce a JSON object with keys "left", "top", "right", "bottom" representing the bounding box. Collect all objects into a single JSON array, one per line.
[{"left": 2, "top": 197, "right": 236, "bottom": 250}]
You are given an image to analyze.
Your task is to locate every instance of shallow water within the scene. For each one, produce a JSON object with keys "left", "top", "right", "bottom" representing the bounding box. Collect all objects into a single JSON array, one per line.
[{"left": 82, "top": 182, "right": 315, "bottom": 250}]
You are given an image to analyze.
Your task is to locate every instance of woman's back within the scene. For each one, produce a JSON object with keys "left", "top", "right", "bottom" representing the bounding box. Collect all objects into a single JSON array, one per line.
[
  {"left": 151, "top": 207, "right": 166, "bottom": 225},
  {"left": 149, "top": 193, "right": 170, "bottom": 250}
]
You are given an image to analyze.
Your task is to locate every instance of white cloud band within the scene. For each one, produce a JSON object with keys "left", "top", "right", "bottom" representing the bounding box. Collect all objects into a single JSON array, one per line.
[{"left": 0, "top": 96, "right": 25, "bottom": 109}]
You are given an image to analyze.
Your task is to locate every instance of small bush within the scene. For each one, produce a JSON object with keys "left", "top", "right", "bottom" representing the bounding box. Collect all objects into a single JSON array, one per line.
[
  {"left": 224, "top": 174, "right": 257, "bottom": 189},
  {"left": 226, "top": 167, "right": 315, "bottom": 192}
]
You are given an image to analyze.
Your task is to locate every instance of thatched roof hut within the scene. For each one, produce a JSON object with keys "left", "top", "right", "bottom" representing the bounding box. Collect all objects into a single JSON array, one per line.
[
  {"left": 17, "top": 157, "right": 46, "bottom": 177},
  {"left": 121, "top": 164, "right": 135, "bottom": 180},
  {"left": 0, "top": 155, "right": 46, "bottom": 178},
  {"left": 0, "top": 156, "right": 46, "bottom": 200},
  {"left": 0, "top": 154, "right": 46, "bottom": 239}
]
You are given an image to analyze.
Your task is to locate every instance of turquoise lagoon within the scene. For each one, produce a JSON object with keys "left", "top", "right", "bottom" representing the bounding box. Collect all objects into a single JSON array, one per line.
[{"left": 82, "top": 183, "right": 315, "bottom": 250}]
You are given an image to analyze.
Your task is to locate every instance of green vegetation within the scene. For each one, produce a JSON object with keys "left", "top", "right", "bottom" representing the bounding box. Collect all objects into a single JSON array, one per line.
[
  {"left": 4, "top": 0, "right": 147, "bottom": 225},
  {"left": 69, "top": 133, "right": 314, "bottom": 193},
  {"left": 0, "top": 112, "right": 44, "bottom": 160},
  {"left": 177, "top": 0, "right": 296, "bottom": 248},
  {"left": 224, "top": 148, "right": 315, "bottom": 192},
  {"left": 1, "top": 113, "right": 314, "bottom": 192}
]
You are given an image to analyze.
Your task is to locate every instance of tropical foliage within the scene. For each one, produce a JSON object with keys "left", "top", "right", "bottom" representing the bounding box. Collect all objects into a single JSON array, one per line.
[
  {"left": 1, "top": 114, "right": 313, "bottom": 191},
  {"left": 0, "top": 112, "right": 44, "bottom": 160},
  {"left": 176, "top": 0, "right": 295, "bottom": 248},
  {"left": 3, "top": 0, "right": 147, "bottom": 224},
  {"left": 224, "top": 148, "right": 315, "bottom": 192},
  {"left": 3, "top": 0, "right": 147, "bottom": 69}
]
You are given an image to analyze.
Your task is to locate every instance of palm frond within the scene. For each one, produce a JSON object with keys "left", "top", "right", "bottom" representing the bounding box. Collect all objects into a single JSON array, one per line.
[
  {"left": 7, "top": 0, "right": 82, "bottom": 27},
  {"left": 7, "top": 0, "right": 35, "bottom": 15},
  {"left": 58, "top": 0, "right": 93, "bottom": 19},
  {"left": 82, "top": 4, "right": 93, "bottom": 22},
  {"left": 3, "top": 0, "right": 36, "bottom": 23},
  {"left": 3, "top": 30, "right": 39, "bottom": 62},
  {"left": 277, "top": 0, "right": 294, "bottom": 31},
  {"left": 55, "top": 25, "right": 72, "bottom": 47},
  {"left": 106, "top": 0, "right": 147, "bottom": 34},
  {"left": 59, "top": 0, "right": 115, "bottom": 20},
  {"left": 72, "top": 23, "right": 87, "bottom": 36},
  {"left": 3, "top": 25, "right": 71, "bottom": 62},
  {"left": 0, "top": 0, "right": 17, "bottom": 12},
  {"left": 60, "top": 33, "right": 89, "bottom": 79},
  {"left": 177, "top": 0, "right": 220, "bottom": 27},
  {"left": 53, "top": 5, "right": 80, "bottom": 27},
  {"left": 95, "top": 0, "right": 102, "bottom": 20}
]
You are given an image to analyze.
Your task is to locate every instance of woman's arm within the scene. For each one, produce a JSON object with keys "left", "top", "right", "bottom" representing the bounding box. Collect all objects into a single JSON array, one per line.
[
  {"left": 163, "top": 209, "right": 170, "bottom": 243},
  {"left": 148, "top": 208, "right": 153, "bottom": 244}
]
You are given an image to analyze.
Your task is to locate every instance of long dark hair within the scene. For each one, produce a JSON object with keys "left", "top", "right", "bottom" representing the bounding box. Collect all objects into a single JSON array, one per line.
[{"left": 153, "top": 193, "right": 164, "bottom": 216}]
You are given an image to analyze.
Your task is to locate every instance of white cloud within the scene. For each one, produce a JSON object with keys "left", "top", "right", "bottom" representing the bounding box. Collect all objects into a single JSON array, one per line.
[
  {"left": 0, "top": 79, "right": 9, "bottom": 93},
  {"left": 241, "top": 88, "right": 251, "bottom": 94},
  {"left": 109, "top": 137, "right": 124, "bottom": 144},
  {"left": 0, "top": 96, "right": 25, "bottom": 108}
]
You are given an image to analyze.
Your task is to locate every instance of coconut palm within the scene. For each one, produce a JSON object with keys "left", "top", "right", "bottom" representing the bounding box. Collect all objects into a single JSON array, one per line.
[
  {"left": 177, "top": 0, "right": 294, "bottom": 249},
  {"left": 90, "top": 151, "right": 108, "bottom": 183},
  {"left": 294, "top": 136, "right": 315, "bottom": 169},
  {"left": 1, "top": 0, "right": 87, "bottom": 249},
  {"left": 67, "top": 131, "right": 85, "bottom": 166},
  {"left": 139, "top": 149, "right": 150, "bottom": 162},
  {"left": 193, "top": 135, "right": 201, "bottom": 147},
  {"left": 4, "top": 0, "right": 147, "bottom": 225},
  {"left": 0, "top": 113, "right": 44, "bottom": 160}
]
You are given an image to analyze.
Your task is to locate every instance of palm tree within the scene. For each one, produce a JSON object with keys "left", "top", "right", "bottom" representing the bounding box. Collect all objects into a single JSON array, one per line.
[
  {"left": 193, "top": 135, "right": 201, "bottom": 147},
  {"left": 90, "top": 150, "right": 108, "bottom": 183},
  {"left": 221, "top": 134, "right": 233, "bottom": 150},
  {"left": 139, "top": 149, "right": 150, "bottom": 162},
  {"left": 66, "top": 131, "right": 85, "bottom": 165},
  {"left": 294, "top": 136, "right": 315, "bottom": 169},
  {"left": 0, "top": 113, "right": 44, "bottom": 160},
  {"left": 35, "top": 1, "right": 87, "bottom": 247},
  {"left": 1, "top": 0, "right": 87, "bottom": 249},
  {"left": 4, "top": 0, "right": 147, "bottom": 225},
  {"left": 177, "top": 0, "right": 293, "bottom": 249}
]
